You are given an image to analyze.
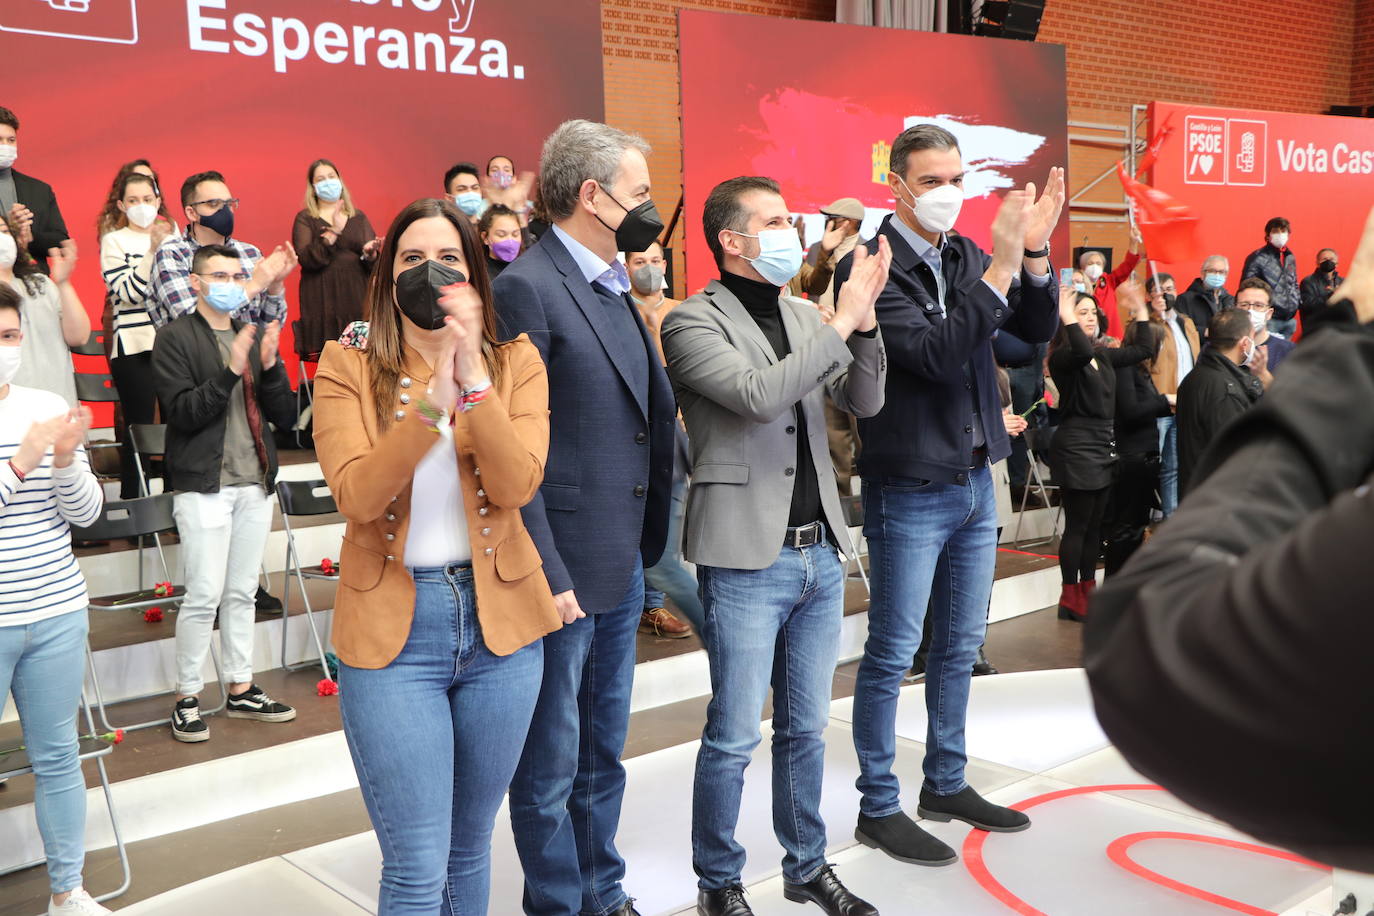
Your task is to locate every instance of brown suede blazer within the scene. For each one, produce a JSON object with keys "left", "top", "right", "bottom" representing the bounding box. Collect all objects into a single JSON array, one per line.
[{"left": 312, "top": 332, "right": 560, "bottom": 668}]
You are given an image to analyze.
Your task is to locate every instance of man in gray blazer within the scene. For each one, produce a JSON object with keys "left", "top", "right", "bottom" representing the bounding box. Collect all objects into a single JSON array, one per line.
[{"left": 661, "top": 176, "right": 891, "bottom": 916}]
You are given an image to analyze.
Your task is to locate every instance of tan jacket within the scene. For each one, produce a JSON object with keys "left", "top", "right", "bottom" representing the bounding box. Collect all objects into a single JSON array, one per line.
[
  {"left": 312, "top": 334, "right": 560, "bottom": 668},
  {"left": 1128, "top": 313, "right": 1200, "bottom": 397}
]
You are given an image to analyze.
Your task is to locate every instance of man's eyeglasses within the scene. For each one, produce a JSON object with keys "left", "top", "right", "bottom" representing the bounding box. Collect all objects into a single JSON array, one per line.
[
  {"left": 190, "top": 198, "right": 241, "bottom": 212},
  {"left": 196, "top": 271, "right": 251, "bottom": 284}
]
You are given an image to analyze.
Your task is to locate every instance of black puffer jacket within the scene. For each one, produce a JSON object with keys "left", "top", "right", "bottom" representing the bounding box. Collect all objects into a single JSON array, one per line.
[{"left": 1241, "top": 243, "right": 1299, "bottom": 320}]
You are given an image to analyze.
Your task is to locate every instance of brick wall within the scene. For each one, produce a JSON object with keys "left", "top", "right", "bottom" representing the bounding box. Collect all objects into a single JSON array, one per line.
[{"left": 598, "top": 1, "right": 1368, "bottom": 288}]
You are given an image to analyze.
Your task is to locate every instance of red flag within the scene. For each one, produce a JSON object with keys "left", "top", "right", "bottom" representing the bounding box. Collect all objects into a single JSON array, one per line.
[{"left": 1116, "top": 162, "right": 1200, "bottom": 264}]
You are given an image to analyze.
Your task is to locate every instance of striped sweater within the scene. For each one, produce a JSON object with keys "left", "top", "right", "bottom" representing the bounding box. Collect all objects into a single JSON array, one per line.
[{"left": 0, "top": 385, "right": 103, "bottom": 627}]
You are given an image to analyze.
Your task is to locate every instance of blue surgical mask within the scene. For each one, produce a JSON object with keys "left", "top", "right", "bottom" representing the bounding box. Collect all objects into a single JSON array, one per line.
[
  {"left": 735, "top": 228, "right": 804, "bottom": 287},
  {"left": 1073, "top": 282, "right": 1087, "bottom": 294},
  {"left": 1204, "top": 273, "right": 1227, "bottom": 290},
  {"left": 314, "top": 178, "right": 343, "bottom": 202},
  {"left": 205, "top": 281, "right": 247, "bottom": 314},
  {"left": 453, "top": 192, "right": 484, "bottom": 216}
]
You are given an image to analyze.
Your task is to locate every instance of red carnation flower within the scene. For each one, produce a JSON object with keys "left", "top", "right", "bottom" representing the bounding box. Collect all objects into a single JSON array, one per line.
[
  {"left": 144, "top": 607, "right": 164, "bottom": 623},
  {"left": 316, "top": 678, "right": 340, "bottom": 697}
]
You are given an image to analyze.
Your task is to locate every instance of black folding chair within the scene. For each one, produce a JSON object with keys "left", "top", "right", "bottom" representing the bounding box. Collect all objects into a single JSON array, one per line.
[
  {"left": 69, "top": 329, "right": 114, "bottom": 357},
  {"left": 71, "top": 494, "right": 227, "bottom": 733},
  {"left": 1013, "top": 427, "right": 1064, "bottom": 548},
  {"left": 276, "top": 479, "right": 337, "bottom": 679},
  {"left": 291, "top": 320, "right": 317, "bottom": 448},
  {"left": 74, "top": 371, "right": 123, "bottom": 463},
  {"left": 0, "top": 693, "right": 131, "bottom": 905}
]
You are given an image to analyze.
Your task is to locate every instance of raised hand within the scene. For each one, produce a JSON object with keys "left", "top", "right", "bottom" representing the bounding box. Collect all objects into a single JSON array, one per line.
[
  {"left": 1023, "top": 167, "right": 1066, "bottom": 252},
  {"left": 228, "top": 323, "right": 256, "bottom": 376},
  {"left": 1330, "top": 204, "right": 1374, "bottom": 324},
  {"left": 1059, "top": 283, "right": 1081, "bottom": 326},
  {"left": 258, "top": 320, "right": 281, "bottom": 370},
  {"left": 48, "top": 239, "right": 78, "bottom": 285},
  {"left": 989, "top": 189, "right": 1032, "bottom": 275},
  {"left": 362, "top": 237, "right": 383, "bottom": 261},
  {"left": 834, "top": 235, "right": 892, "bottom": 338},
  {"left": 438, "top": 280, "right": 488, "bottom": 389},
  {"left": 1117, "top": 276, "right": 1149, "bottom": 321},
  {"left": 148, "top": 218, "right": 174, "bottom": 252},
  {"left": 51, "top": 406, "right": 93, "bottom": 468},
  {"left": 821, "top": 219, "right": 846, "bottom": 255},
  {"left": 11, "top": 415, "right": 63, "bottom": 475}
]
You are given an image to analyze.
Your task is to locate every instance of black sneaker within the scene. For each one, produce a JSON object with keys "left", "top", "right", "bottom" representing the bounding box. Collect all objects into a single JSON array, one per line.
[
  {"left": 255, "top": 586, "right": 283, "bottom": 614},
  {"left": 226, "top": 685, "right": 297, "bottom": 723},
  {"left": 972, "top": 648, "right": 1000, "bottom": 677},
  {"left": 171, "top": 696, "right": 210, "bottom": 743}
]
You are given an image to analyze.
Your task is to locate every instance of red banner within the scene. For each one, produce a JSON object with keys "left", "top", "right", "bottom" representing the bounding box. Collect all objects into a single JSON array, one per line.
[
  {"left": 678, "top": 10, "right": 1069, "bottom": 294},
  {"left": 2, "top": 0, "right": 603, "bottom": 411},
  {"left": 1148, "top": 102, "right": 1374, "bottom": 287}
]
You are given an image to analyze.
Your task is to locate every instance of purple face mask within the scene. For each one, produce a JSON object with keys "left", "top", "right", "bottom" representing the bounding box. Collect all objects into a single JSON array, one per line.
[{"left": 490, "top": 238, "right": 521, "bottom": 262}]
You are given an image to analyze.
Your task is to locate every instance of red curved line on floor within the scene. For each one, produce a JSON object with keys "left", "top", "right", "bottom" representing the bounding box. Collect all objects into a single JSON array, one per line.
[
  {"left": 960, "top": 783, "right": 1325, "bottom": 914},
  {"left": 1105, "top": 832, "right": 1328, "bottom": 916},
  {"left": 961, "top": 783, "right": 1162, "bottom": 915}
]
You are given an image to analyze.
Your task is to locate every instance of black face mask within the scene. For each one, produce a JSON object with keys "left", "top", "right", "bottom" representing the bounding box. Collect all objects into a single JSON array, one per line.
[
  {"left": 395, "top": 260, "right": 466, "bottom": 330},
  {"left": 200, "top": 204, "right": 235, "bottom": 239},
  {"left": 1320, "top": 259, "right": 1337, "bottom": 274},
  {"left": 595, "top": 184, "right": 664, "bottom": 253}
]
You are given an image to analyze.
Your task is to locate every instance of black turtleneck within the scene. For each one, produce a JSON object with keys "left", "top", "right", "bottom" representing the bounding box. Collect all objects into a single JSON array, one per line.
[{"left": 719, "top": 270, "right": 822, "bottom": 530}]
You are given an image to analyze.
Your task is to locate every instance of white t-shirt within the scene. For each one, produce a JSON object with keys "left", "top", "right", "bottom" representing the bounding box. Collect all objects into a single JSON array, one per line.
[
  {"left": 0, "top": 384, "right": 103, "bottom": 627},
  {"left": 403, "top": 421, "right": 471, "bottom": 568},
  {"left": 101, "top": 226, "right": 160, "bottom": 357},
  {"left": 7, "top": 276, "right": 77, "bottom": 407}
]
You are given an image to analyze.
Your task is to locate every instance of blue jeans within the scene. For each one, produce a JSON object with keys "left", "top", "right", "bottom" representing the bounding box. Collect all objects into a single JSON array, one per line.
[
  {"left": 692, "top": 540, "right": 843, "bottom": 889},
  {"left": 510, "top": 564, "right": 643, "bottom": 916},
  {"left": 0, "top": 609, "right": 89, "bottom": 895},
  {"left": 338, "top": 565, "right": 543, "bottom": 916},
  {"left": 1157, "top": 416, "right": 1178, "bottom": 517},
  {"left": 852, "top": 467, "right": 997, "bottom": 812},
  {"left": 643, "top": 477, "right": 704, "bottom": 633}
]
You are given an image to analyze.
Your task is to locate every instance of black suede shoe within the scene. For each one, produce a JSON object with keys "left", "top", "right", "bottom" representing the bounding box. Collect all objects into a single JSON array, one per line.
[
  {"left": 698, "top": 885, "right": 752, "bottom": 916},
  {"left": 605, "top": 900, "right": 641, "bottom": 916},
  {"left": 255, "top": 585, "right": 283, "bottom": 614},
  {"left": 854, "top": 811, "right": 957, "bottom": 866},
  {"left": 917, "top": 785, "right": 1030, "bottom": 832},
  {"left": 783, "top": 865, "right": 877, "bottom": 915}
]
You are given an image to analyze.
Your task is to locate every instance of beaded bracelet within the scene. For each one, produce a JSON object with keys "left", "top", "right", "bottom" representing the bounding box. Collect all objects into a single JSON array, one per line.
[{"left": 459, "top": 378, "right": 493, "bottom": 413}]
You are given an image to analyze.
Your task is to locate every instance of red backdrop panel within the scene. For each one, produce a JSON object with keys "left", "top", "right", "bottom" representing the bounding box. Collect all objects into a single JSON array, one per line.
[
  {"left": 677, "top": 10, "right": 1069, "bottom": 295},
  {"left": 1, "top": 0, "right": 603, "bottom": 422},
  {"left": 1148, "top": 102, "right": 1374, "bottom": 291}
]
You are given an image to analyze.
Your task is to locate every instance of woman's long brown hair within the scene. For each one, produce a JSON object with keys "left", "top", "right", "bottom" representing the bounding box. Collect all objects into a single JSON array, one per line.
[
  {"left": 96, "top": 160, "right": 174, "bottom": 236},
  {"left": 365, "top": 198, "right": 504, "bottom": 429}
]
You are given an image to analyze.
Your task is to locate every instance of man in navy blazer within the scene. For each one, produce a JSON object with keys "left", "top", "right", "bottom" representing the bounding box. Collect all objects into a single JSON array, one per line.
[
  {"left": 833, "top": 124, "right": 1064, "bottom": 869},
  {"left": 495, "top": 119, "right": 674, "bottom": 916}
]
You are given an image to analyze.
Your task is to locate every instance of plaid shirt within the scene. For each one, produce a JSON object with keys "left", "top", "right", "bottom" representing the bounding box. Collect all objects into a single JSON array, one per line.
[{"left": 147, "top": 228, "right": 288, "bottom": 328}]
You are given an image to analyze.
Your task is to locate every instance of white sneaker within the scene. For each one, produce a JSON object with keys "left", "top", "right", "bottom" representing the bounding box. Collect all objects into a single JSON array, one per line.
[{"left": 49, "top": 888, "right": 112, "bottom": 915}]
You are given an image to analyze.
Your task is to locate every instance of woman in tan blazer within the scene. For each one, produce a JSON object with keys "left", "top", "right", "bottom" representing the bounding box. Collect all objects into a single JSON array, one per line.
[{"left": 312, "top": 198, "right": 560, "bottom": 915}]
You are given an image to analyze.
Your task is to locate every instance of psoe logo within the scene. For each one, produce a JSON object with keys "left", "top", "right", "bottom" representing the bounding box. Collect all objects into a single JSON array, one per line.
[
  {"left": 1183, "top": 116, "right": 1226, "bottom": 185},
  {"left": 1227, "top": 118, "right": 1267, "bottom": 186},
  {"left": 0, "top": 0, "right": 139, "bottom": 44}
]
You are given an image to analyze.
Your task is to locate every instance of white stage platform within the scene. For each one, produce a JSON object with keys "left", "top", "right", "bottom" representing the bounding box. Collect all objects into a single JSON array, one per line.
[{"left": 113, "top": 670, "right": 1333, "bottom": 916}]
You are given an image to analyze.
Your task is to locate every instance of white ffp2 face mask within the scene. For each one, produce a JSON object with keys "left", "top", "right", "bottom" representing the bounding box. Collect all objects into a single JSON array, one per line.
[
  {"left": 896, "top": 177, "right": 963, "bottom": 234},
  {"left": 1269, "top": 232, "right": 1289, "bottom": 249},
  {"left": 0, "top": 233, "right": 17, "bottom": 269},
  {"left": 0, "top": 346, "right": 21, "bottom": 387},
  {"left": 125, "top": 203, "right": 159, "bottom": 229},
  {"left": 1084, "top": 264, "right": 1104, "bottom": 282},
  {"left": 0, "top": 144, "right": 16, "bottom": 170}
]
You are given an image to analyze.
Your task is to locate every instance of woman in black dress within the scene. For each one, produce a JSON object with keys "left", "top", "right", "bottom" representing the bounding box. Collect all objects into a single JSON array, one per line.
[
  {"left": 1104, "top": 318, "right": 1174, "bottom": 575},
  {"left": 1048, "top": 281, "right": 1152, "bottom": 621},
  {"left": 291, "top": 159, "right": 380, "bottom": 357}
]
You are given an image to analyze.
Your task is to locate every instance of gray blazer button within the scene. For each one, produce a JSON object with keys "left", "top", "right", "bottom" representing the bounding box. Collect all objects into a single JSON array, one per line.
[
  {"left": 633, "top": 485, "right": 646, "bottom": 497},
  {"left": 784, "top": 467, "right": 795, "bottom": 477}
]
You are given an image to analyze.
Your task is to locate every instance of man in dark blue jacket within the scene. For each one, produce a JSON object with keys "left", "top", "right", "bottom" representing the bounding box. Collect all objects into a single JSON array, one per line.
[
  {"left": 494, "top": 119, "right": 674, "bottom": 916},
  {"left": 834, "top": 124, "right": 1062, "bottom": 867}
]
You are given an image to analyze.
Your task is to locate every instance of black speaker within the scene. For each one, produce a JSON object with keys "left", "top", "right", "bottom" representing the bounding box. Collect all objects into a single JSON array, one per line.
[
  {"left": 1003, "top": 0, "right": 1046, "bottom": 40},
  {"left": 1328, "top": 105, "right": 1364, "bottom": 118}
]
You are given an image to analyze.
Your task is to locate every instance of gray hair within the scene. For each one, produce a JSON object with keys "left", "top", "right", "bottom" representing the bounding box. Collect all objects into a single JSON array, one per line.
[
  {"left": 1202, "top": 254, "right": 1229, "bottom": 270},
  {"left": 538, "top": 119, "right": 650, "bottom": 222},
  {"left": 889, "top": 124, "right": 960, "bottom": 179}
]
